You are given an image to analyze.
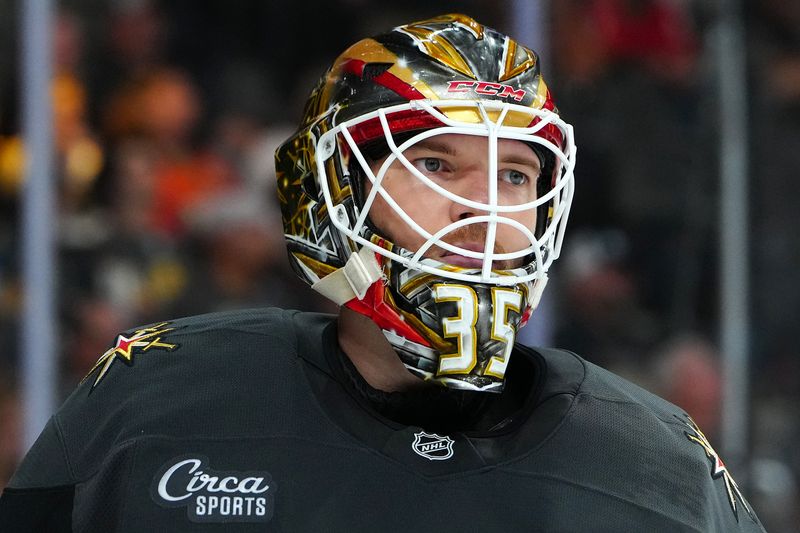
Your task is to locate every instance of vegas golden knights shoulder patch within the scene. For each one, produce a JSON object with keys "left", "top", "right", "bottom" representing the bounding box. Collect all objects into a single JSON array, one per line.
[
  {"left": 83, "top": 322, "right": 181, "bottom": 392},
  {"left": 678, "top": 414, "right": 757, "bottom": 523}
]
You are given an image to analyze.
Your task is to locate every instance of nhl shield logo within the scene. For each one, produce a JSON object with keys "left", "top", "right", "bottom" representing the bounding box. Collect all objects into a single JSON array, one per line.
[{"left": 412, "top": 431, "right": 454, "bottom": 461}]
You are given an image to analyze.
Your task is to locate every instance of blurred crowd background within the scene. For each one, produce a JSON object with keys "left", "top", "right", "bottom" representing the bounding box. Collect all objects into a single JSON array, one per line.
[{"left": 0, "top": 0, "right": 798, "bottom": 530}]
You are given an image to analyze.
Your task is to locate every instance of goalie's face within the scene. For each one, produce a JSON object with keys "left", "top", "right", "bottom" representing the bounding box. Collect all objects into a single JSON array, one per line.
[{"left": 367, "top": 133, "right": 542, "bottom": 270}]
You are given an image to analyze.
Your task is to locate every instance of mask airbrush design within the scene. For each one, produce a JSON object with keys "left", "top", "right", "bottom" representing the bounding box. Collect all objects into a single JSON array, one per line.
[{"left": 276, "top": 14, "right": 575, "bottom": 391}]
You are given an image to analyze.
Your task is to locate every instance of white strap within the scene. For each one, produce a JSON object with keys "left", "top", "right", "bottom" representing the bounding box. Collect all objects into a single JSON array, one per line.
[{"left": 312, "top": 247, "right": 383, "bottom": 305}]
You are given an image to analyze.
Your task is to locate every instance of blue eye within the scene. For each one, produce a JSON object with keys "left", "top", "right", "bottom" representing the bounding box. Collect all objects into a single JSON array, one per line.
[
  {"left": 423, "top": 158, "right": 441, "bottom": 172},
  {"left": 500, "top": 169, "right": 528, "bottom": 185}
]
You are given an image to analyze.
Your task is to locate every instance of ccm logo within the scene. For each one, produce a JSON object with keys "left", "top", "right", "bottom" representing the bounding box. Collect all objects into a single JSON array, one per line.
[{"left": 447, "top": 80, "right": 527, "bottom": 102}]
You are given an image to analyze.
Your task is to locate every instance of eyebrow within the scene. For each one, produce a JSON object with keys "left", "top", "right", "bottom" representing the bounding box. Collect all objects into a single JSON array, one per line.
[
  {"left": 408, "top": 139, "right": 458, "bottom": 156},
  {"left": 500, "top": 154, "right": 542, "bottom": 171}
]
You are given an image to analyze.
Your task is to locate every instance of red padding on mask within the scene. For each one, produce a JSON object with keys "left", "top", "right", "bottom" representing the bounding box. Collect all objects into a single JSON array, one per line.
[
  {"left": 345, "top": 278, "right": 432, "bottom": 348},
  {"left": 527, "top": 89, "right": 565, "bottom": 150},
  {"left": 347, "top": 109, "right": 446, "bottom": 146}
]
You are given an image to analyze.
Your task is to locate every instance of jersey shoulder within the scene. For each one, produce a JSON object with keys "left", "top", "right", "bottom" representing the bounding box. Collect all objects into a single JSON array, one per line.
[
  {"left": 532, "top": 348, "right": 764, "bottom": 531},
  {"left": 79, "top": 307, "right": 301, "bottom": 392},
  {"left": 534, "top": 346, "right": 686, "bottom": 420},
  {"left": 45, "top": 308, "right": 337, "bottom": 481}
]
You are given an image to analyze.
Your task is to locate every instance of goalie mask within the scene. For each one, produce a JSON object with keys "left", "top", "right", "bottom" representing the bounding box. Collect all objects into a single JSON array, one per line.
[{"left": 276, "top": 14, "right": 575, "bottom": 392}]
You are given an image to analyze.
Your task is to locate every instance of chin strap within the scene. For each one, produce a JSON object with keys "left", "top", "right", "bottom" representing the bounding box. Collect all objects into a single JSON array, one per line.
[{"left": 312, "top": 246, "right": 384, "bottom": 305}]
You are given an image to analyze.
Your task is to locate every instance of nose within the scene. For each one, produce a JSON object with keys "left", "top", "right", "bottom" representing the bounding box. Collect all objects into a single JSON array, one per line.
[{"left": 448, "top": 166, "right": 490, "bottom": 222}]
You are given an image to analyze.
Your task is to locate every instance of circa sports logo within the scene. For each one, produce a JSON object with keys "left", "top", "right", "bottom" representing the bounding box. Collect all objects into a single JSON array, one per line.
[
  {"left": 412, "top": 431, "right": 455, "bottom": 460},
  {"left": 151, "top": 456, "right": 275, "bottom": 523}
]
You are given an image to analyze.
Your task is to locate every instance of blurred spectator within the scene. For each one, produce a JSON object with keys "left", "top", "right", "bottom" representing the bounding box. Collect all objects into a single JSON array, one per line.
[
  {"left": 91, "top": 140, "right": 188, "bottom": 322},
  {"left": 551, "top": 0, "right": 709, "bottom": 334},
  {"left": 210, "top": 61, "right": 295, "bottom": 201},
  {"left": 652, "top": 335, "right": 722, "bottom": 440},
  {"left": 52, "top": 9, "right": 104, "bottom": 214},
  {"left": 551, "top": 0, "right": 697, "bottom": 85},
  {"left": 555, "top": 229, "right": 661, "bottom": 372},
  {"left": 107, "top": 0, "right": 165, "bottom": 74},
  {"left": 0, "top": 374, "right": 20, "bottom": 489},
  {"left": 0, "top": 9, "right": 105, "bottom": 215},
  {"left": 0, "top": 283, "right": 18, "bottom": 375},
  {"left": 749, "top": 0, "right": 800, "bottom": 365},
  {"left": 52, "top": 72, "right": 104, "bottom": 212},
  {"left": 84, "top": 0, "right": 168, "bottom": 115},
  {"left": 588, "top": 0, "right": 698, "bottom": 83},
  {"left": 168, "top": 189, "right": 331, "bottom": 317},
  {"left": 104, "top": 67, "right": 236, "bottom": 237}
]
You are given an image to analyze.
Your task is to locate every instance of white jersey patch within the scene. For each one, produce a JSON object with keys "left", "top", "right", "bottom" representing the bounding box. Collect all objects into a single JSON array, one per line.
[{"left": 412, "top": 431, "right": 455, "bottom": 460}]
